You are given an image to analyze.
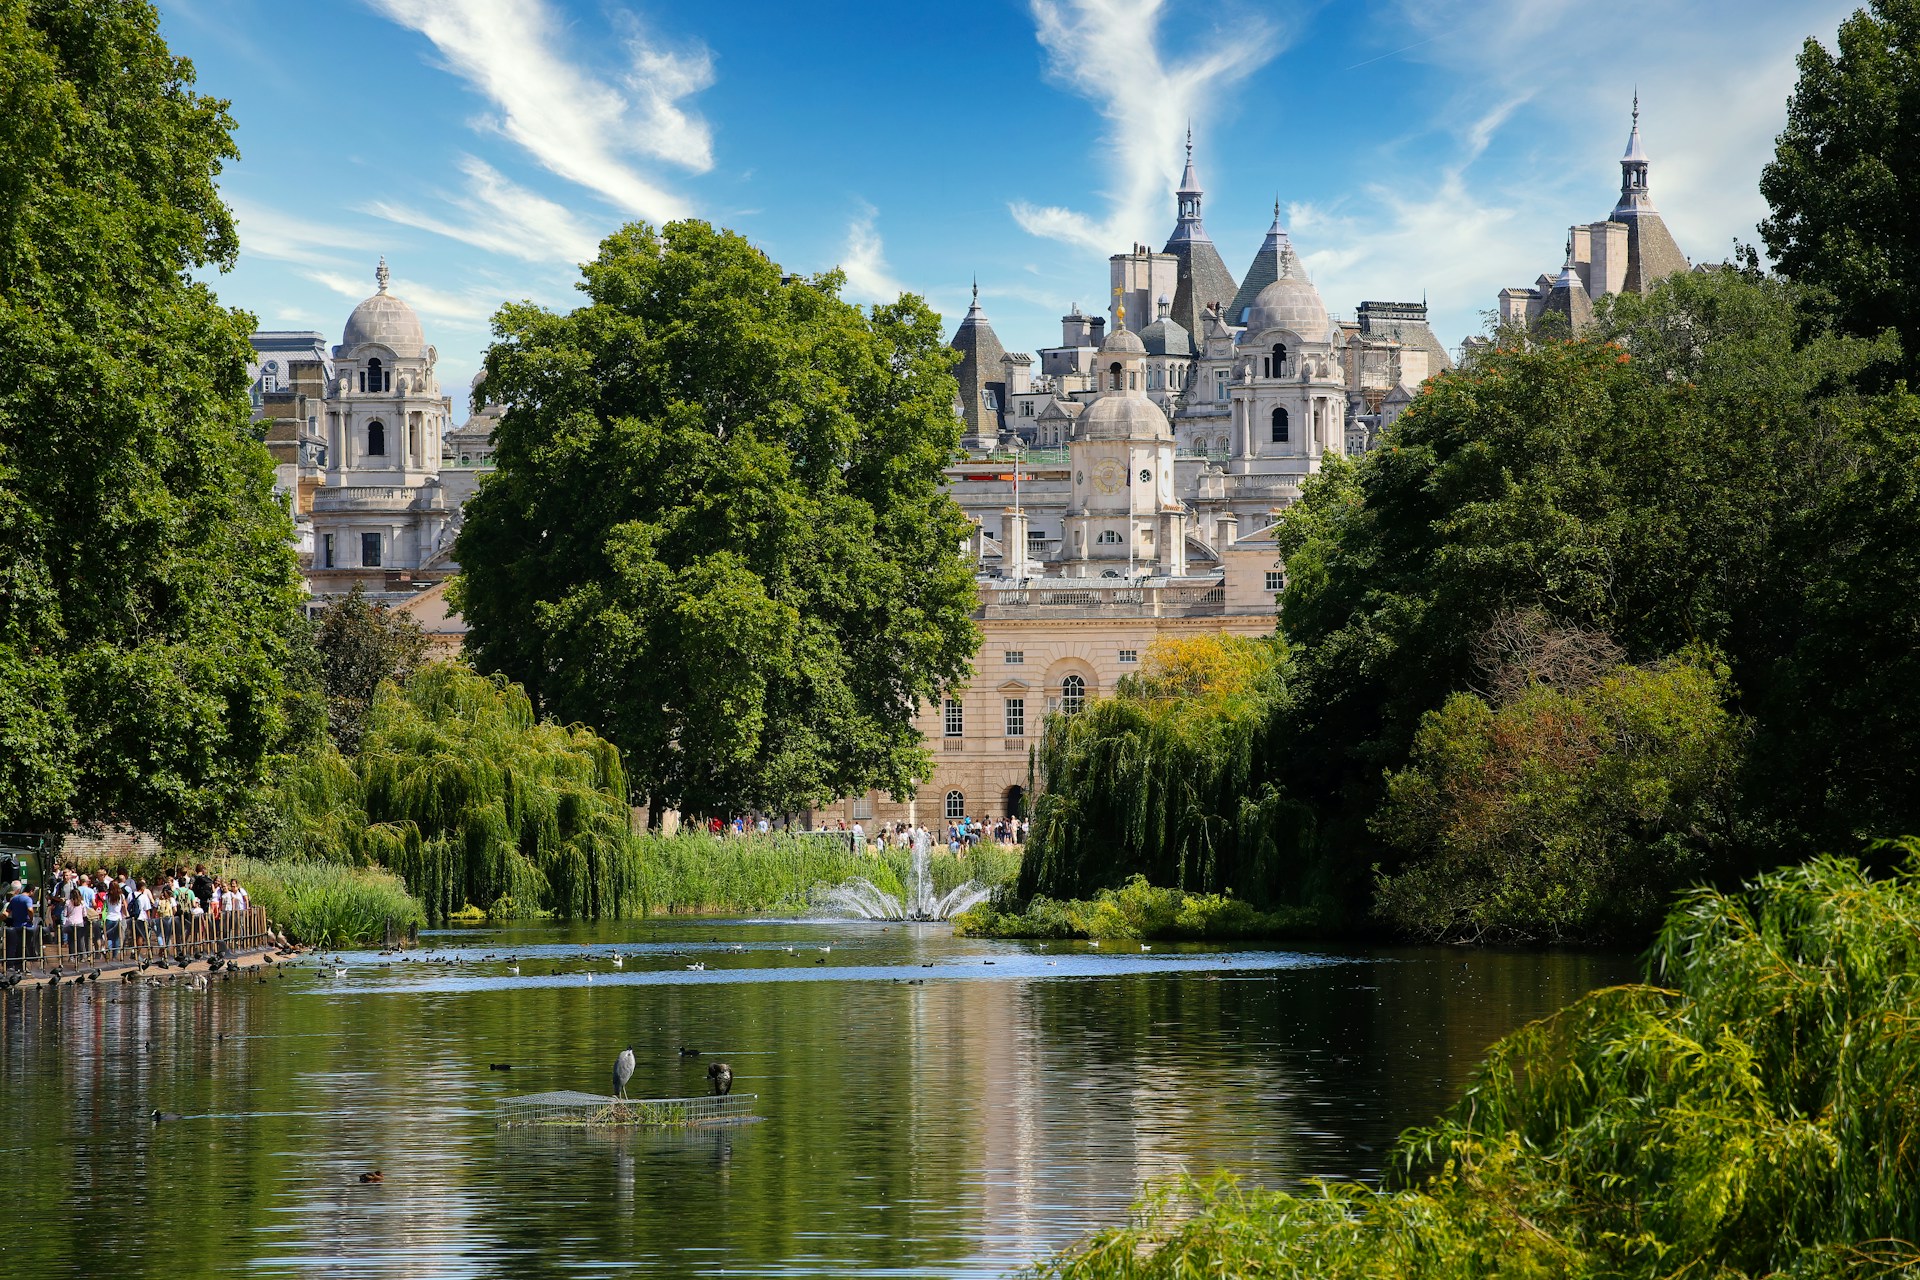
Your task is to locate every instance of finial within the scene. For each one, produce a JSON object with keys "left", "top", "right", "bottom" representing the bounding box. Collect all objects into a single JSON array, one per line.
[
  {"left": 1632, "top": 87, "right": 1639, "bottom": 128},
  {"left": 972, "top": 275, "right": 978, "bottom": 305},
  {"left": 375, "top": 256, "right": 390, "bottom": 293},
  {"left": 1185, "top": 121, "right": 1193, "bottom": 160}
]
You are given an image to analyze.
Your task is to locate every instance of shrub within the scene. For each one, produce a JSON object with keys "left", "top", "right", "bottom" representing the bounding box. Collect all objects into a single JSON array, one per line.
[
  {"left": 955, "top": 875, "right": 1313, "bottom": 940},
  {"left": 1026, "top": 849, "right": 1920, "bottom": 1277}
]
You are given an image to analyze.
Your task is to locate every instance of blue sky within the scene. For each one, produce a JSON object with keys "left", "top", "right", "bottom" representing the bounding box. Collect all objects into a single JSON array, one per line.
[{"left": 158, "top": 0, "right": 1856, "bottom": 415}]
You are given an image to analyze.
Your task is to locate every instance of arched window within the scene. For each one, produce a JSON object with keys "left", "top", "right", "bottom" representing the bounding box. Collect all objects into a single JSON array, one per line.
[
  {"left": 1108, "top": 362, "right": 1123, "bottom": 391},
  {"left": 365, "top": 357, "right": 389, "bottom": 393},
  {"left": 1096, "top": 529, "right": 1123, "bottom": 545},
  {"left": 367, "top": 420, "right": 387, "bottom": 456},
  {"left": 945, "top": 790, "right": 966, "bottom": 821},
  {"left": 1273, "top": 343, "right": 1288, "bottom": 374},
  {"left": 1061, "top": 674, "right": 1087, "bottom": 714},
  {"left": 1271, "top": 407, "right": 1289, "bottom": 443}
]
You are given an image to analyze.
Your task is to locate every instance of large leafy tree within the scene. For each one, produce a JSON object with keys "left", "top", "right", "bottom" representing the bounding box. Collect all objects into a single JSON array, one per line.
[
  {"left": 1272, "top": 269, "right": 1904, "bottom": 903},
  {"left": 453, "top": 221, "right": 978, "bottom": 819},
  {"left": 0, "top": 0, "right": 304, "bottom": 840},
  {"left": 312, "top": 585, "right": 428, "bottom": 753},
  {"left": 1760, "top": 0, "right": 1920, "bottom": 380}
]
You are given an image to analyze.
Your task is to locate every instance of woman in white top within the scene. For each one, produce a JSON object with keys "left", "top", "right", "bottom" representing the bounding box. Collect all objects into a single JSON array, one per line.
[{"left": 62, "top": 890, "right": 88, "bottom": 956}]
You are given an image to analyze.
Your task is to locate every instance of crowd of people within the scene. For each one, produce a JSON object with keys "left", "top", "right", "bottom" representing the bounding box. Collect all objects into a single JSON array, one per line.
[
  {"left": 699, "top": 812, "right": 1028, "bottom": 853},
  {"left": 3, "top": 864, "right": 256, "bottom": 968}
]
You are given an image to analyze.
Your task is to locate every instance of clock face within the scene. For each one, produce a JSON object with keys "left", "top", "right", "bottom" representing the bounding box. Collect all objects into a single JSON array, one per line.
[{"left": 1092, "top": 457, "right": 1123, "bottom": 494}]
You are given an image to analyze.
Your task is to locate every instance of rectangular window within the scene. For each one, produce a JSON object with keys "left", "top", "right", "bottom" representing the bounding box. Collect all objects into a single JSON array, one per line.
[
  {"left": 1118, "top": 649, "right": 1138, "bottom": 664},
  {"left": 1020, "top": 402, "right": 1033, "bottom": 417},
  {"left": 321, "top": 534, "right": 334, "bottom": 569},
  {"left": 361, "top": 532, "right": 382, "bottom": 568},
  {"left": 1004, "top": 698, "right": 1025, "bottom": 738},
  {"left": 1215, "top": 370, "right": 1228, "bottom": 402},
  {"left": 1004, "top": 651, "right": 1024, "bottom": 665},
  {"left": 982, "top": 389, "right": 999, "bottom": 409},
  {"left": 944, "top": 699, "right": 963, "bottom": 738},
  {"left": 1266, "top": 570, "right": 1285, "bottom": 591},
  {"left": 853, "top": 794, "right": 875, "bottom": 821}
]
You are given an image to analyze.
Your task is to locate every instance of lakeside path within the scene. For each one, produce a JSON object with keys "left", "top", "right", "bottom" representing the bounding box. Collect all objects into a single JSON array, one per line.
[{"left": 6, "top": 946, "right": 297, "bottom": 990}]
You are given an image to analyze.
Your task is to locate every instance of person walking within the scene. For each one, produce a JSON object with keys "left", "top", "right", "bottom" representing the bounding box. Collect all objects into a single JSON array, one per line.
[
  {"left": 101, "top": 881, "right": 126, "bottom": 954},
  {"left": 62, "top": 889, "right": 87, "bottom": 958}
]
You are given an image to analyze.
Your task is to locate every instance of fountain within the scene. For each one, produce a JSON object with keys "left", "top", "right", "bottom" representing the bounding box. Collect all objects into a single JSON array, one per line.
[{"left": 815, "top": 834, "right": 991, "bottom": 921}]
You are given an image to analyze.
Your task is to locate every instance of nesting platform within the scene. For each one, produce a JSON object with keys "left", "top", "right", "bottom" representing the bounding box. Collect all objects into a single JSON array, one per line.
[{"left": 496, "top": 1090, "right": 757, "bottom": 1129}]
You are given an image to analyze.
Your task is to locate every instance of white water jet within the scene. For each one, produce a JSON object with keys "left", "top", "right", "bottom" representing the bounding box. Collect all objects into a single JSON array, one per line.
[{"left": 814, "top": 832, "right": 991, "bottom": 921}]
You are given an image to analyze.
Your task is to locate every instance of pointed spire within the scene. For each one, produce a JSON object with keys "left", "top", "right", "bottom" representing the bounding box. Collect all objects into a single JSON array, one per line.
[
  {"left": 1615, "top": 92, "right": 1654, "bottom": 215},
  {"left": 375, "top": 256, "right": 390, "bottom": 294},
  {"left": 965, "top": 275, "right": 986, "bottom": 320}
]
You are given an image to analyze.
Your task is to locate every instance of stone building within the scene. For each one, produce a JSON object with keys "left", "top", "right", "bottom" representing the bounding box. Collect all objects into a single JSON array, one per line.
[
  {"left": 1497, "top": 100, "right": 1692, "bottom": 330},
  {"left": 249, "top": 259, "right": 494, "bottom": 602}
]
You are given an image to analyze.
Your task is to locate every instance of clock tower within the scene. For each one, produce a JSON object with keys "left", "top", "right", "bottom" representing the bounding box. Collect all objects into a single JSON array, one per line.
[{"left": 1060, "top": 322, "right": 1187, "bottom": 578}]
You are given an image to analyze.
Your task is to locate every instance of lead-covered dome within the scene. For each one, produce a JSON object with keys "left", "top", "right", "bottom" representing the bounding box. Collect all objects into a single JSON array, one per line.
[
  {"left": 1078, "top": 394, "right": 1171, "bottom": 441},
  {"left": 1244, "top": 252, "right": 1329, "bottom": 338},
  {"left": 1101, "top": 325, "right": 1147, "bottom": 355},
  {"left": 341, "top": 258, "right": 425, "bottom": 356}
]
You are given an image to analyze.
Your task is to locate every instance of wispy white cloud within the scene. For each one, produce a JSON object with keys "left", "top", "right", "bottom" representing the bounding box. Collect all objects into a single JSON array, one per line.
[
  {"left": 363, "top": 155, "right": 605, "bottom": 265},
  {"left": 366, "top": 0, "right": 714, "bottom": 222},
  {"left": 1010, "top": 0, "right": 1293, "bottom": 253},
  {"left": 838, "top": 201, "right": 906, "bottom": 303},
  {"left": 231, "top": 199, "right": 382, "bottom": 270},
  {"left": 304, "top": 267, "right": 501, "bottom": 329}
]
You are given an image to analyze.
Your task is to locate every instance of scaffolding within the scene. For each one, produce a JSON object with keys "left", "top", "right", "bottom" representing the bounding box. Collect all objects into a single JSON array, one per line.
[{"left": 496, "top": 1090, "right": 756, "bottom": 1130}]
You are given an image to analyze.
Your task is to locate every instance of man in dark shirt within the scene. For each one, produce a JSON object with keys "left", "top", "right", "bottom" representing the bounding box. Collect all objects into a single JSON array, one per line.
[
  {"left": 5, "top": 881, "right": 34, "bottom": 971},
  {"left": 191, "top": 865, "right": 214, "bottom": 910}
]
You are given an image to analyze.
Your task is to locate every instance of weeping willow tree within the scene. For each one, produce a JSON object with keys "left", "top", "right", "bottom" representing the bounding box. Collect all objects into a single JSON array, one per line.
[
  {"left": 283, "top": 664, "right": 639, "bottom": 920},
  {"left": 1018, "top": 635, "right": 1315, "bottom": 910},
  {"left": 1032, "top": 848, "right": 1920, "bottom": 1278}
]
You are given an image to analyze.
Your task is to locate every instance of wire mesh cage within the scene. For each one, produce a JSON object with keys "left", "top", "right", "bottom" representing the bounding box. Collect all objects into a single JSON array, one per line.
[{"left": 496, "top": 1090, "right": 756, "bottom": 1129}]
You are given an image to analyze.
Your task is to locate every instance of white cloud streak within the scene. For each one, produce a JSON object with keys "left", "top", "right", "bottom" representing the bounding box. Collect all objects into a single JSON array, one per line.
[
  {"left": 363, "top": 155, "right": 605, "bottom": 265},
  {"left": 1011, "top": 0, "right": 1292, "bottom": 253},
  {"left": 304, "top": 267, "right": 501, "bottom": 329},
  {"left": 366, "top": 0, "right": 714, "bottom": 222},
  {"left": 838, "top": 202, "right": 906, "bottom": 303},
  {"left": 231, "top": 199, "right": 382, "bottom": 269}
]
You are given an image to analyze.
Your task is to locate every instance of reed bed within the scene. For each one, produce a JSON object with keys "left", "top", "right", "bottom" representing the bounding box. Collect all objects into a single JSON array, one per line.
[{"left": 627, "top": 833, "right": 1023, "bottom": 916}]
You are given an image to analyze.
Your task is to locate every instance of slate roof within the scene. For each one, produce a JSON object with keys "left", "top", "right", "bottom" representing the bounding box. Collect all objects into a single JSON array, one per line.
[
  {"left": 1227, "top": 204, "right": 1288, "bottom": 326},
  {"left": 950, "top": 284, "right": 1009, "bottom": 442}
]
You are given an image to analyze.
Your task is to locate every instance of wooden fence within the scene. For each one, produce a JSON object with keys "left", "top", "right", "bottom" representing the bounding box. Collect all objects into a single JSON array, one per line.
[{"left": 3, "top": 905, "right": 272, "bottom": 974}]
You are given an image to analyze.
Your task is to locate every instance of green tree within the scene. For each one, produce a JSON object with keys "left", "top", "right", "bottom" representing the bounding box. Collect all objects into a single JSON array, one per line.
[
  {"left": 452, "top": 221, "right": 978, "bottom": 820},
  {"left": 1759, "top": 0, "right": 1920, "bottom": 379},
  {"left": 1372, "top": 639, "right": 1744, "bottom": 944},
  {"left": 1020, "top": 634, "right": 1312, "bottom": 908},
  {"left": 0, "top": 0, "right": 304, "bottom": 841},
  {"left": 281, "top": 663, "right": 637, "bottom": 921},
  {"left": 312, "top": 585, "right": 428, "bottom": 753},
  {"left": 1270, "top": 270, "right": 1895, "bottom": 905}
]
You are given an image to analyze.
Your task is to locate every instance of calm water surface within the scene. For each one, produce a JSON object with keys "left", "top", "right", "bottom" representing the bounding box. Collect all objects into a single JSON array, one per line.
[{"left": 0, "top": 918, "right": 1635, "bottom": 1277}]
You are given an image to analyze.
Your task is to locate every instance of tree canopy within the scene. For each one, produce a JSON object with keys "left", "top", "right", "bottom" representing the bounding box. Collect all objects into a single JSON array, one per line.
[
  {"left": 453, "top": 220, "right": 978, "bottom": 820},
  {"left": 0, "top": 0, "right": 304, "bottom": 841},
  {"left": 312, "top": 585, "right": 428, "bottom": 753},
  {"left": 1760, "top": 0, "right": 1920, "bottom": 380}
]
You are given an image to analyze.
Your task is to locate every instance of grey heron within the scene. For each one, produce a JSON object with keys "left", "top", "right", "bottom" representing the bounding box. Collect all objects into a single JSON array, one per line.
[{"left": 613, "top": 1045, "right": 636, "bottom": 1099}]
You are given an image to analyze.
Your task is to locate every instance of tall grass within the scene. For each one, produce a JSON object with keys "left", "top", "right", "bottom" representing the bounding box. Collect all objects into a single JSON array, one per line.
[
  {"left": 1026, "top": 846, "right": 1920, "bottom": 1277},
  {"left": 626, "top": 833, "right": 1023, "bottom": 916},
  {"left": 225, "top": 857, "right": 425, "bottom": 946}
]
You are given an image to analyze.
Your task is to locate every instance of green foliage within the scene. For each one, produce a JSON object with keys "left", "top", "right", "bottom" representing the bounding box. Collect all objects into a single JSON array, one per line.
[
  {"left": 955, "top": 875, "right": 1314, "bottom": 940},
  {"left": 0, "top": 0, "right": 305, "bottom": 840},
  {"left": 452, "top": 220, "right": 979, "bottom": 820},
  {"left": 628, "top": 831, "right": 1020, "bottom": 916},
  {"left": 221, "top": 856, "right": 423, "bottom": 947},
  {"left": 1028, "top": 853, "right": 1920, "bottom": 1278},
  {"left": 1020, "top": 634, "right": 1314, "bottom": 908},
  {"left": 1373, "top": 647, "right": 1744, "bottom": 943},
  {"left": 284, "top": 663, "right": 638, "bottom": 922},
  {"left": 1760, "top": 0, "right": 1920, "bottom": 381},
  {"left": 1271, "top": 269, "right": 1911, "bottom": 919},
  {"left": 312, "top": 585, "right": 428, "bottom": 753}
]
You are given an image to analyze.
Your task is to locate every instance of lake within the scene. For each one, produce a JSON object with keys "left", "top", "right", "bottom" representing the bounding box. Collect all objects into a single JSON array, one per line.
[{"left": 0, "top": 918, "right": 1636, "bottom": 1277}]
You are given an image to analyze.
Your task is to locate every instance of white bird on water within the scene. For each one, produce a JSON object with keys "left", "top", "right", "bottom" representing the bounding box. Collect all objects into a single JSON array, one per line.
[
  {"left": 612, "top": 954, "right": 624, "bottom": 968},
  {"left": 686, "top": 962, "right": 706, "bottom": 972},
  {"left": 1140, "top": 945, "right": 1152, "bottom": 953},
  {"left": 586, "top": 973, "right": 595, "bottom": 983}
]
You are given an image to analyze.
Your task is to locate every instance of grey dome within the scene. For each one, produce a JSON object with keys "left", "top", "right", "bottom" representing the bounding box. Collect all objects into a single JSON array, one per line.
[
  {"left": 1078, "top": 394, "right": 1170, "bottom": 441},
  {"left": 1101, "top": 325, "right": 1147, "bottom": 354},
  {"left": 1245, "top": 261, "right": 1329, "bottom": 339},
  {"left": 343, "top": 291, "right": 425, "bottom": 356},
  {"left": 1139, "top": 315, "right": 1192, "bottom": 357}
]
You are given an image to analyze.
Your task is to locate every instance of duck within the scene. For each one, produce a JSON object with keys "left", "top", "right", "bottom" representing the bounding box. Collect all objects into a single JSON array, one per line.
[
  {"left": 685, "top": 962, "right": 705, "bottom": 972},
  {"left": 611, "top": 954, "right": 624, "bottom": 968},
  {"left": 358, "top": 1170, "right": 385, "bottom": 1184},
  {"left": 488, "top": 1063, "right": 513, "bottom": 1071},
  {"left": 679, "top": 1045, "right": 702, "bottom": 1057},
  {"left": 150, "top": 1109, "right": 183, "bottom": 1122}
]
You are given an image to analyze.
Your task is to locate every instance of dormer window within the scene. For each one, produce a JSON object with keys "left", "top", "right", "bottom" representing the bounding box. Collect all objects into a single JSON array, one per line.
[{"left": 367, "top": 420, "right": 387, "bottom": 456}]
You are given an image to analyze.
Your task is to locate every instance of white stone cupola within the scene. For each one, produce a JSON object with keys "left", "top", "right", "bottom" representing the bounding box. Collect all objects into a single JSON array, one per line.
[
  {"left": 327, "top": 257, "right": 449, "bottom": 484},
  {"left": 1062, "top": 322, "right": 1187, "bottom": 578},
  {"left": 1228, "top": 244, "right": 1348, "bottom": 476}
]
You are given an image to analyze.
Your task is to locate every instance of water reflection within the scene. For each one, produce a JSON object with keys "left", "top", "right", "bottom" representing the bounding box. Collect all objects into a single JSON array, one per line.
[{"left": 0, "top": 921, "right": 1634, "bottom": 1277}]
